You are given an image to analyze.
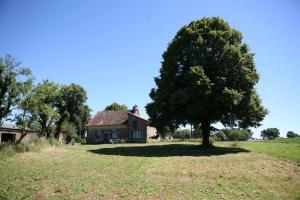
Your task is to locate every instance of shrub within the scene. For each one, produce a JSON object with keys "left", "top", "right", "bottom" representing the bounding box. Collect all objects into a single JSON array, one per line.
[
  {"left": 0, "top": 138, "right": 60, "bottom": 160},
  {"left": 173, "top": 129, "right": 191, "bottom": 140},
  {"left": 78, "top": 137, "right": 86, "bottom": 144},
  {"left": 70, "top": 138, "right": 76, "bottom": 145},
  {"left": 48, "top": 137, "right": 59, "bottom": 146},
  {"left": 214, "top": 131, "right": 227, "bottom": 141},
  {"left": 215, "top": 129, "right": 252, "bottom": 141}
]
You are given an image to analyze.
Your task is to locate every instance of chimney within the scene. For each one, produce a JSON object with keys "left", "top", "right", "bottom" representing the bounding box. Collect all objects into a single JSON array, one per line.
[{"left": 131, "top": 104, "right": 140, "bottom": 116}]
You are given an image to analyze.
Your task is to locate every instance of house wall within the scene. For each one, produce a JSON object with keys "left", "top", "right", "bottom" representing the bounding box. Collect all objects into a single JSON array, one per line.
[
  {"left": 87, "top": 125, "right": 128, "bottom": 144},
  {"left": 127, "top": 114, "right": 148, "bottom": 143},
  {"left": 146, "top": 126, "right": 157, "bottom": 139}
]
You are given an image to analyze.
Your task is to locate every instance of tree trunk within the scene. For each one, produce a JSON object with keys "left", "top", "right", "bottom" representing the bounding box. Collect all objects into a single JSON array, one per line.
[
  {"left": 16, "top": 131, "right": 28, "bottom": 144},
  {"left": 55, "top": 120, "right": 63, "bottom": 139},
  {"left": 201, "top": 120, "right": 211, "bottom": 147},
  {"left": 46, "top": 131, "right": 51, "bottom": 138}
]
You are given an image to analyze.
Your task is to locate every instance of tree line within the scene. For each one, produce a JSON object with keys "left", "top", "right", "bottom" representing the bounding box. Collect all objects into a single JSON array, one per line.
[{"left": 0, "top": 55, "right": 91, "bottom": 143}]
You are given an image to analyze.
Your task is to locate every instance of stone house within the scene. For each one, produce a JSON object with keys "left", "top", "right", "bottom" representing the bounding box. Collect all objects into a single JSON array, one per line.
[{"left": 86, "top": 105, "right": 157, "bottom": 143}]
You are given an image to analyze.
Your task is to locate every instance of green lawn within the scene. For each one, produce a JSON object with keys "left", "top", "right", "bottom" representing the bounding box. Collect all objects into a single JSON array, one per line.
[
  {"left": 0, "top": 140, "right": 300, "bottom": 199},
  {"left": 216, "top": 138, "right": 300, "bottom": 163}
]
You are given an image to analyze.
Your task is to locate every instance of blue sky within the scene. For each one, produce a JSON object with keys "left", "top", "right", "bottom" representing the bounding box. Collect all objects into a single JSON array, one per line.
[{"left": 1, "top": 0, "right": 299, "bottom": 138}]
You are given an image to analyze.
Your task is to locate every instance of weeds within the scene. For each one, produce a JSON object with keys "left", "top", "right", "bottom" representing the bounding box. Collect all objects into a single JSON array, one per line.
[{"left": 0, "top": 138, "right": 60, "bottom": 160}]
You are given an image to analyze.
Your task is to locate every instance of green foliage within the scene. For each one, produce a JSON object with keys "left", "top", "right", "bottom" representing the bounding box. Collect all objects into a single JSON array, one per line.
[
  {"left": 227, "top": 129, "right": 252, "bottom": 141},
  {"left": 173, "top": 129, "right": 191, "bottom": 139},
  {"left": 0, "top": 55, "right": 33, "bottom": 123},
  {"left": 55, "top": 84, "right": 91, "bottom": 139},
  {"left": 19, "top": 80, "right": 60, "bottom": 137},
  {"left": 104, "top": 102, "right": 128, "bottom": 111},
  {"left": 15, "top": 80, "right": 91, "bottom": 140},
  {"left": 61, "top": 121, "right": 78, "bottom": 143},
  {"left": 286, "top": 131, "right": 299, "bottom": 138},
  {"left": 214, "top": 131, "right": 227, "bottom": 141},
  {"left": 215, "top": 129, "right": 252, "bottom": 141},
  {"left": 1, "top": 55, "right": 91, "bottom": 141},
  {"left": 78, "top": 137, "right": 86, "bottom": 144},
  {"left": 146, "top": 17, "right": 267, "bottom": 147},
  {"left": 157, "top": 126, "right": 172, "bottom": 139},
  {"left": 261, "top": 128, "right": 280, "bottom": 140}
]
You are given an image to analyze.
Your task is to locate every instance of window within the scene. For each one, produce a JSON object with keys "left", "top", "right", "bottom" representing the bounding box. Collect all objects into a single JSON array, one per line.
[
  {"left": 132, "top": 131, "right": 144, "bottom": 139},
  {"left": 112, "top": 131, "right": 120, "bottom": 139},
  {"left": 95, "top": 131, "right": 102, "bottom": 139}
]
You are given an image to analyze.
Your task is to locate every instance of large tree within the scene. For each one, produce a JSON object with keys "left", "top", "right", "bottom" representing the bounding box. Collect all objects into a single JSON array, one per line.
[
  {"left": 0, "top": 55, "right": 33, "bottom": 124},
  {"left": 146, "top": 17, "right": 268, "bottom": 147}
]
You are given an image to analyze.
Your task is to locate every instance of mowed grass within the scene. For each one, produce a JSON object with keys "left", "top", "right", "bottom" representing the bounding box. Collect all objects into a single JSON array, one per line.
[{"left": 0, "top": 140, "right": 300, "bottom": 199}]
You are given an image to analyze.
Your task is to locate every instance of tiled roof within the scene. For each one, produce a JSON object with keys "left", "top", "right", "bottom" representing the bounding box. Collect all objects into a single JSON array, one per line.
[
  {"left": 87, "top": 111, "right": 129, "bottom": 126},
  {"left": 86, "top": 110, "right": 150, "bottom": 127}
]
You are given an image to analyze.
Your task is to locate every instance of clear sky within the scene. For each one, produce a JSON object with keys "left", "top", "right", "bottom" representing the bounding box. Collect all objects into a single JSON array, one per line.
[{"left": 1, "top": 0, "right": 299, "bottom": 138}]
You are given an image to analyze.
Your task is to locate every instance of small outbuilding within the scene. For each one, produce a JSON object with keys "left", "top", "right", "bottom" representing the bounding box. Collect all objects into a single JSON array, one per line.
[{"left": 0, "top": 124, "right": 37, "bottom": 144}]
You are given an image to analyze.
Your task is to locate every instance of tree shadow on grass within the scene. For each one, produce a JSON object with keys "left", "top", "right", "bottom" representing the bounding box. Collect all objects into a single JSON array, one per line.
[{"left": 88, "top": 144, "right": 249, "bottom": 157}]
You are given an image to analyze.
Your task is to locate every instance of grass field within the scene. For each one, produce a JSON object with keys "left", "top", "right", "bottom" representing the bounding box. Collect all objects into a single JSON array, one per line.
[{"left": 0, "top": 139, "right": 300, "bottom": 199}]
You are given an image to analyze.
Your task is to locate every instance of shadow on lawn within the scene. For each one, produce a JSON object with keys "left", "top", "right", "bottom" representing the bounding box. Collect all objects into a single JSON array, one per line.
[{"left": 88, "top": 144, "right": 249, "bottom": 157}]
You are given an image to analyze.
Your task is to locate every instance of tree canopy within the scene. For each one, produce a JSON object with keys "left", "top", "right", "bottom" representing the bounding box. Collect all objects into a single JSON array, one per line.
[
  {"left": 104, "top": 102, "right": 128, "bottom": 111},
  {"left": 146, "top": 17, "right": 268, "bottom": 147},
  {"left": 0, "top": 55, "right": 33, "bottom": 124}
]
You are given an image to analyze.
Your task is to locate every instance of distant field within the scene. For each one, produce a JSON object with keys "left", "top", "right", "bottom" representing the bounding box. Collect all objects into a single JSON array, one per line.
[
  {"left": 0, "top": 139, "right": 300, "bottom": 199},
  {"left": 216, "top": 138, "right": 300, "bottom": 163}
]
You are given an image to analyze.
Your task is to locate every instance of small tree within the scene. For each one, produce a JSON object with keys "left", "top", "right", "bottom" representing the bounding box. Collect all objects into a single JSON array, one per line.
[
  {"left": 104, "top": 102, "right": 128, "bottom": 111},
  {"left": 261, "top": 128, "right": 280, "bottom": 139}
]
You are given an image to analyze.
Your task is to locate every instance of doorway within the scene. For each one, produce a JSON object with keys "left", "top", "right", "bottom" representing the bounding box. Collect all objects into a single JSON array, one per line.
[{"left": 1, "top": 133, "right": 16, "bottom": 143}]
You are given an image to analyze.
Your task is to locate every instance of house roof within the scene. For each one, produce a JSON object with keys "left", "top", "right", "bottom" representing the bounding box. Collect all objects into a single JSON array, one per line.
[
  {"left": 87, "top": 111, "right": 129, "bottom": 126},
  {"left": 86, "top": 110, "right": 149, "bottom": 127}
]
